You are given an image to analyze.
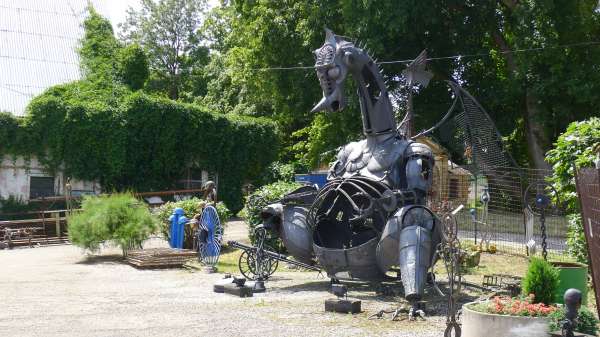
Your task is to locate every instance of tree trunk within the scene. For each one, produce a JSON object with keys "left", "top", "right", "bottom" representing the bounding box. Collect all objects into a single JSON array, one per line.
[
  {"left": 524, "top": 91, "right": 551, "bottom": 170},
  {"left": 491, "top": 30, "right": 550, "bottom": 170}
]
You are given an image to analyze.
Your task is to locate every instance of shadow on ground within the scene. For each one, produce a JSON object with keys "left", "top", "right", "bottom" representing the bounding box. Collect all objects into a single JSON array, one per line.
[{"left": 76, "top": 254, "right": 124, "bottom": 265}]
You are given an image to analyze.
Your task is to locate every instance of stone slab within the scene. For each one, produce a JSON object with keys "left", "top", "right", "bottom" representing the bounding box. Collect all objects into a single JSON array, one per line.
[
  {"left": 324, "top": 299, "right": 361, "bottom": 314},
  {"left": 222, "top": 283, "right": 253, "bottom": 298}
]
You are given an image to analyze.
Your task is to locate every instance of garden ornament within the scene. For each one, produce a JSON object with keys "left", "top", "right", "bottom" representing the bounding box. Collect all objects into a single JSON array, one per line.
[
  {"left": 524, "top": 182, "right": 560, "bottom": 261},
  {"left": 203, "top": 180, "right": 217, "bottom": 203},
  {"left": 259, "top": 29, "right": 443, "bottom": 318},
  {"left": 470, "top": 187, "right": 491, "bottom": 250},
  {"left": 169, "top": 208, "right": 187, "bottom": 249},
  {"left": 196, "top": 205, "right": 223, "bottom": 272},
  {"left": 562, "top": 288, "right": 582, "bottom": 337}
]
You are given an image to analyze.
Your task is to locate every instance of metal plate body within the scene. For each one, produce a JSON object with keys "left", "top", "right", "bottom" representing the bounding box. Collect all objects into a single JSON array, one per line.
[{"left": 575, "top": 167, "right": 600, "bottom": 318}]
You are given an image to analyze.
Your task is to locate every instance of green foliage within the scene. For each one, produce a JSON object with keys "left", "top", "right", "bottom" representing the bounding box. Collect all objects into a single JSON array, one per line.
[
  {"left": 20, "top": 87, "right": 278, "bottom": 212},
  {"left": 244, "top": 181, "right": 301, "bottom": 248},
  {"left": 154, "top": 198, "right": 231, "bottom": 233},
  {"left": 0, "top": 112, "right": 31, "bottom": 156},
  {"left": 153, "top": 197, "right": 231, "bottom": 248},
  {"left": 546, "top": 117, "right": 600, "bottom": 263},
  {"left": 547, "top": 118, "right": 600, "bottom": 212},
  {"left": 0, "top": 195, "right": 31, "bottom": 214},
  {"left": 522, "top": 257, "right": 560, "bottom": 305},
  {"left": 201, "top": 1, "right": 600, "bottom": 169},
  {"left": 566, "top": 214, "right": 589, "bottom": 264},
  {"left": 117, "top": 44, "right": 149, "bottom": 90},
  {"left": 79, "top": 7, "right": 121, "bottom": 83},
  {"left": 548, "top": 306, "right": 599, "bottom": 335},
  {"left": 260, "top": 161, "right": 309, "bottom": 184},
  {"left": 119, "top": 0, "right": 208, "bottom": 100},
  {"left": 68, "top": 193, "right": 158, "bottom": 255}
]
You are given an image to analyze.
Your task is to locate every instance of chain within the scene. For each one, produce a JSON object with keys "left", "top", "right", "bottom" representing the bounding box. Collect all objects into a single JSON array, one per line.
[{"left": 540, "top": 209, "right": 548, "bottom": 261}]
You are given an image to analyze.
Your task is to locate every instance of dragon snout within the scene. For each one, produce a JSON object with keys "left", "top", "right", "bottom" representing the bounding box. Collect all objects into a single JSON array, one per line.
[{"left": 311, "top": 86, "right": 345, "bottom": 113}]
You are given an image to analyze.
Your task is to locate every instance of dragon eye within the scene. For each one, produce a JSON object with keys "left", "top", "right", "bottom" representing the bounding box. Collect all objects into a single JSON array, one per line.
[{"left": 327, "top": 66, "right": 340, "bottom": 79}]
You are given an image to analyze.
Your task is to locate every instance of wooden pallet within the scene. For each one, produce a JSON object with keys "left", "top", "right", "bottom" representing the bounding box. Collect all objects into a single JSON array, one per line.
[{"left": 126, "top": 248, "right": 197, "bottom": 269}]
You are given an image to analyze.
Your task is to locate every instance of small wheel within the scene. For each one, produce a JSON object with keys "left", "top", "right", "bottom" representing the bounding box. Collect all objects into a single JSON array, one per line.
[
  {"left": 238, "top": 250, "right": 273, "bottom": 280},
  {"left": 238, "top": 250, "right": 255, "bottom": 279},
  {"left": 263, "top": 245, "right": 279, "bottom": 277}
]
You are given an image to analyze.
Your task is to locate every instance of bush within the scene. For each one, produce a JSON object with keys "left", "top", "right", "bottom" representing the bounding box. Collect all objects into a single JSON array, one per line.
[
  {"left": 548, "top": 306, "right": 599, "bottom": 335},
  {"left": 566, "top": 214, "right": 589, "bottom": 264},
  {"left": 117, "top": 44, "right": 149, "bottom": 90},
  {"left": 244, "top": 181, "right": 301, "bottom": 248},
  {"left": 522, "top": 257, "right": 560, "bottom": 305},
  {"left": 546, "top": 118, "right": 600, "bottom": 263},
  {"left": 68, "top": 193, "right": 158, "bottom": 255},
  {"left": 153, "top": 198, "right": 231, "bottom": 248}
]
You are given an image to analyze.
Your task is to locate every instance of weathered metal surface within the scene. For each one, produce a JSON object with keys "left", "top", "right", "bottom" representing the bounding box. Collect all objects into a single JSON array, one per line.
[{"left": 574, "top": 167, "right": 600, "bottom": 318}]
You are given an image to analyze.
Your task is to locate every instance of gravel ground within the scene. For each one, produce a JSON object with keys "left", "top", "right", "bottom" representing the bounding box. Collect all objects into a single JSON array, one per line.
[{"left": 0, "top": 221, "right": 452, "bottom": 337}]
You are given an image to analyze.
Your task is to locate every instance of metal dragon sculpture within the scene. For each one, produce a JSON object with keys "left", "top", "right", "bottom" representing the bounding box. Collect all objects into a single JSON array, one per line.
[{"left": 261, "top": 29, "right": 443, "bottom": 317}]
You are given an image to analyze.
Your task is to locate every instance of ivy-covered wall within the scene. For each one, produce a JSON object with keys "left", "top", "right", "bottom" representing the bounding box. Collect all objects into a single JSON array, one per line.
[{"left": 0, "top": 84, "right": 279, "bottom": 212}]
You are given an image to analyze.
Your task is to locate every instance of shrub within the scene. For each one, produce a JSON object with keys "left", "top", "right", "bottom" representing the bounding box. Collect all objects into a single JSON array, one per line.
[
  {"left": 117, "top": 44, "right": 149, "bottom": 90},
  {"left": 153, "top": 198, "right": 231, "bottom": 248},
  {"left": 522, "top": 257, "right": 560, "bottom": 304},
  {"left": 546, "top": 118, "right": 600, "bottom": 264},
  {"left": 548, "top": 306, "right": 599, "bottom": 335},
  {"left": 470, "top": 294, "right": 558, "bottom": 317},
  {"left": 68, "top": 193, "right": 158, "bottom": 255},
  {"left": 566, "top": 214, "right": 589, "bottom": 264},
  {"left": 244, "top": 181, "right": 301, "bottom": 248}
]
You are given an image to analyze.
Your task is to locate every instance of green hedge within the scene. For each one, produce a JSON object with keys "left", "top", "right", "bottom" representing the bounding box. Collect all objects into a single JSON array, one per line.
[{"left": 0, "top": 84, "right": 279, "bottom": 212}]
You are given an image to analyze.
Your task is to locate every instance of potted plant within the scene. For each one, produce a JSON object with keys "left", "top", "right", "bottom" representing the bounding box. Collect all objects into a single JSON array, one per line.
[
  {"left": 462, "top": 295, "right": 558, "bottom": 337},
  {"left": 462, "top": 258, "right": 560, "bottom": 337}
]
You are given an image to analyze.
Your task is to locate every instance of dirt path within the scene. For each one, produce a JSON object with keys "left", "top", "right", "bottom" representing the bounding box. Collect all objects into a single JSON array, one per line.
[{"left": 0, "top": 223, "right": 448, "bottom": 337}]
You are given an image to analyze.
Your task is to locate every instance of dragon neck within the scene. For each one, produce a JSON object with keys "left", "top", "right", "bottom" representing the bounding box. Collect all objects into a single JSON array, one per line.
[{"left": 347, "top": 47, "right": 396, "bottom": 137}]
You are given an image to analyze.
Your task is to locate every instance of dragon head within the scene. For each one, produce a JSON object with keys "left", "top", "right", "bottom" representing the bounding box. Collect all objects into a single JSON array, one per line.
[{"left": 311, "top": 29, "right": 349, "bottom": 113}]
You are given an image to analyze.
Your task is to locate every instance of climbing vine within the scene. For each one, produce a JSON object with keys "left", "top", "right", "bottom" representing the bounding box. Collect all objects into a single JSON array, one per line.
[{"left": 0, "top": 86, "right": 279, "bottom": 212}]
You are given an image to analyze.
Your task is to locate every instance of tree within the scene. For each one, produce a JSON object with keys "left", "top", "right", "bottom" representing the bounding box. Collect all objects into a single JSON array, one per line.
[
  {"left": 79, "top": 7, "right": 121, "bottom": 83},
  {"left": 205, "top": 0, "right": 600, "bottom": 169},
  {"left": 117, "top": 44, "right": 149, "bottom": 90},
  {"left": 120, "top": 0, "right": 209, "bottom": 100}
]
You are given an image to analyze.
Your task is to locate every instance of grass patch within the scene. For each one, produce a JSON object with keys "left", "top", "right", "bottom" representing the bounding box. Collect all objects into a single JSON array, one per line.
[{"left": 216, "top": 248, "right": 242, "bottom": 274}]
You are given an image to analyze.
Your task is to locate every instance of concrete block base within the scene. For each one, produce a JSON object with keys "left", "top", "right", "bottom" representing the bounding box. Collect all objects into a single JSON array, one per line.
[{"left": 324, "top": 299, "right": 361, "bottom": 314}]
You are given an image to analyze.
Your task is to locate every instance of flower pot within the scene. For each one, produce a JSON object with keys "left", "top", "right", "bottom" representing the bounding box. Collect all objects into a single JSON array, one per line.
[
  {"left": 551, "top": 261, "right": 588, "bottom": 304},
  {"left": 462, "top": 302, "right": 549, "bottom": 337}
]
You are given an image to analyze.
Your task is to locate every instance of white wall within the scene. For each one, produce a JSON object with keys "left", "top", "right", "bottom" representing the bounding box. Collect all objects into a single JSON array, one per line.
[{"left": 0, "top": 156, "right": 100, "bottom": 201}]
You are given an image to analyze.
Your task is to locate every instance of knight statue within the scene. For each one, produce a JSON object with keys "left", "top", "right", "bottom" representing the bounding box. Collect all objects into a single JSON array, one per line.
[{"left": 260, "top": 29, "right": 443, "bottom": 317}]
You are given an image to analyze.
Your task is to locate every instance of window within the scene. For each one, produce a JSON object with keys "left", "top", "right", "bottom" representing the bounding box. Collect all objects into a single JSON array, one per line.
[{"left": 29, "top": 176, "right": 55, "bottom": 199}]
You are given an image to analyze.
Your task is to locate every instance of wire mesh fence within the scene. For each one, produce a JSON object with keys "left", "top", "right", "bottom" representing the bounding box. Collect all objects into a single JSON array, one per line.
[{"left": 428, "top": 165, "right": 571, "bottom": 261}]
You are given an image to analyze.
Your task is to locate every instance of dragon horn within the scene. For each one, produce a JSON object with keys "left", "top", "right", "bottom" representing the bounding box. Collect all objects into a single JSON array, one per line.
[{"left": 311, "top": 96, "right": 328, "bottom": 113}]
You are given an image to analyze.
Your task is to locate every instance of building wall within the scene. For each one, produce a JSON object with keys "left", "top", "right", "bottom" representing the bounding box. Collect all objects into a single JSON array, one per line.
[{"left": 0, "top": 156, "right": 99, "bottom": 201}]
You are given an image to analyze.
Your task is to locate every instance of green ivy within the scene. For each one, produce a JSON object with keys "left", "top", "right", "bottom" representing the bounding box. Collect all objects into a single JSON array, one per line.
[
  {"left": 0, "top": 88, "right": 278, "bottom": 213},
  {"left": 546, "top": 117, "right": 600, "bottom": 263}
]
